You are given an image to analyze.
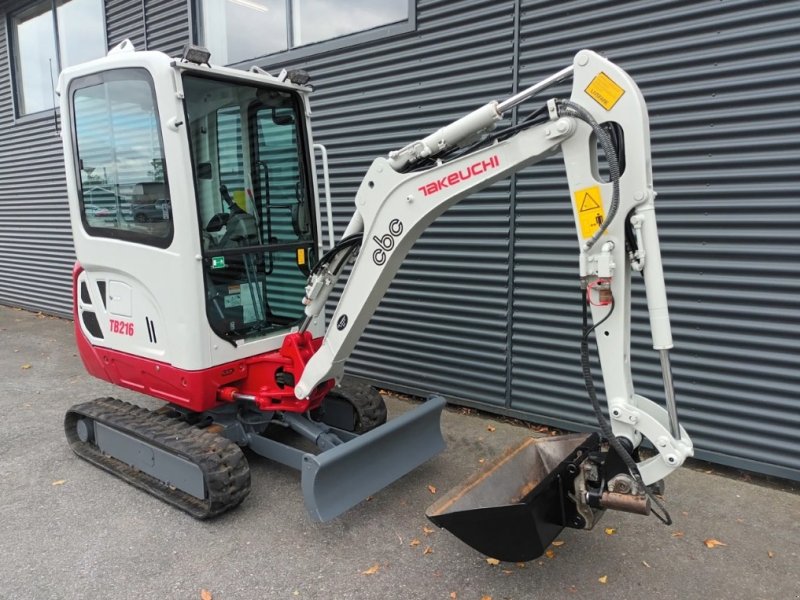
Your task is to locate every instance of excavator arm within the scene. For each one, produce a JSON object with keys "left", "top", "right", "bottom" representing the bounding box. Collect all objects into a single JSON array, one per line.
[
  {"left": 297, "top": 49, "right": 691, "bottom": 478},
  {"left": 294, "top": 50, "right": 693, "bottom": 558}
]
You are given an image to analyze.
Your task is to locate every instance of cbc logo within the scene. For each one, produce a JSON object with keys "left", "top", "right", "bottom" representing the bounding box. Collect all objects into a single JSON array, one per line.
[{"left": 372, "top": 219, "right": 404, "bottom": 266}]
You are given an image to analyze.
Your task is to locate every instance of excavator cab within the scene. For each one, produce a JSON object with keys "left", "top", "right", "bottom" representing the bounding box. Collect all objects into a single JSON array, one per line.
[{"left": 59, "top": 42, "right": 446, "bottom": 522}]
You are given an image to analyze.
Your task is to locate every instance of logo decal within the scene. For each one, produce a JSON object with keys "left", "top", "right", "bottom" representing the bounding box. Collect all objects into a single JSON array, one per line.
[
  {"left": 336, "top": 314, "right": 349, "bottom": 330},
  {"left": 372, "top": 218, "right": 404, "bottom": 266},
  {"left": 417, "top": 155, "right": 500, "bottom": 197}
]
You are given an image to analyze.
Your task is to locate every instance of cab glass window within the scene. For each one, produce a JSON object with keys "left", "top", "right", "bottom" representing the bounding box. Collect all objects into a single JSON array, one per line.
[
  {"left": 71, "top": 69, "right": 173, "bottom": 247},
  {"left": 183, "top": 74, "right": 315, "bottom": 342}
]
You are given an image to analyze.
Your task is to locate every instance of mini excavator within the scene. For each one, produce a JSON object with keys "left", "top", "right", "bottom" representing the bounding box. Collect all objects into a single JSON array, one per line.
[{"left": 59, "top": 42, "right": 693, "bottom": 561}]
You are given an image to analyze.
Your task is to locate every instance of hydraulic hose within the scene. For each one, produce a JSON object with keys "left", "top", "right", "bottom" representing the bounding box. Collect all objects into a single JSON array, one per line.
[
  {"left": 580, "top": 290, "right": 672, "bottom": 525},
  {"left": 557, "top": 100, "right": 620, "bottom": 251}
]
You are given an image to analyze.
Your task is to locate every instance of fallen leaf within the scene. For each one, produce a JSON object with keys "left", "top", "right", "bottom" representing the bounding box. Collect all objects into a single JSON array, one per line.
[
  {"left": 604, "top": 528, "right": 616, "bottom": 535},
  {"left": 450, "top": 593, "right": 457, "bottom": 599},
  {"left": 642, "top": 560, "right": 652, "bottom": 568},
  {"left": 423, "top": 526, "right": 434, "bottom": 536},
  {"left": 567, "top": 585, "right": 578, "bottom": 593},
  {"left": 487, "top": 425, "right": 496, "bottom": 432},
  {"left": 423, "top": 546, "right": 433, "bottom": 555},
  {"left": 362, "top": 564, "right": 380, "bottom": 575},
  {"left": 767, "top": 551, "right": 775, "bottom": 558},
  {"left": 671, "top": 531, "right": 684, "bottom": 538},
  {"left": 501, "top": 569, "right": 513, "bottom": 575},
  {"left": 409, "top": 539, "right": 421, "bottom": 547},
  {"left": 552, "top": 540, "right": 565, "bottom": 547},
  {"left": 478, "top": 458, "right": 485, "bottom": 464},
  {"left": 486, "top": 558, "right": 500, "bottom": 566},
  {"left": 481, "top": 596, "right": 492, "bottom": 600},
  {"left": 200, "top": 590, "right": 212, "bottom": 600},
  {"left": 516, "top": 562, "right": 526, "bottom": 568},
  {"left": 293, "top": 592, "right": 299, "bottom": 597},
  {"left": 598, "top": 575, "right": 608, "bottom": 584},
  {"left": 545, "top": 549, "right": 555, "bottom": 559},
  {"left": 703, "top": 539, "right": 727, "bottom": 549},
  {"left": 21, "top": 364, "right": 32, "bottom": 370},
  {"left": 427, "top": 485, "right": 437, "bottom": 494},
  {"left": 52, "top": 480, "right": 66, "bottom": 486}
]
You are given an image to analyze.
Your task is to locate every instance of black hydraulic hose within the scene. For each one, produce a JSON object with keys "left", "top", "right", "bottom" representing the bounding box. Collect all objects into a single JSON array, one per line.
[
  {"left": 311, "top": 234, "right": 363, "bottom": 275},
  {"left": 580, "top": 290, "right": 672, "bottom": 525},
  {"left": 557, "top": 100, "right": 620, "bottom": 250}
]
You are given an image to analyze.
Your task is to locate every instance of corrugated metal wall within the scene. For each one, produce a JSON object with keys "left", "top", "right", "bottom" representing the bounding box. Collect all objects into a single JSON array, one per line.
[
  {"left": 0, "top": 0, "right": 798, "bottom": 481},
  {"left": 0, "top": 0, "right": 72, "bottom": 315},
  {"left": 0, "top": 0, "right": 191, "bottom": 316},
  {"left": 263, "top": 0, "right": 800, "bottom": 481}
]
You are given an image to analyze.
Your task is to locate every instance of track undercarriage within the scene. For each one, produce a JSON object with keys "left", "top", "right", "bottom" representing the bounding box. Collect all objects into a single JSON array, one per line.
[{"left": 65, "top": 379, "right": 446, "bottom": 521}]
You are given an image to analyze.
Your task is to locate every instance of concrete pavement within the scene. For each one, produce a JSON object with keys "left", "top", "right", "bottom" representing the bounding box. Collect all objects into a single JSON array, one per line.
[{"left": 1, "top": 305, "right": 798, "bottom": 600}]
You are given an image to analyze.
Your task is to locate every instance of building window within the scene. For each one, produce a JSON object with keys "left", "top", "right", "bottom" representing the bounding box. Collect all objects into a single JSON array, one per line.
[
  {"left": 198, "top": 0, "right": 409, "bottom": 65},
  {"left": 10, "top": 0, "right": 105, "bottom": 116},
  {"left": 70, "top": 69, "right": 173, "bottom": 248}
]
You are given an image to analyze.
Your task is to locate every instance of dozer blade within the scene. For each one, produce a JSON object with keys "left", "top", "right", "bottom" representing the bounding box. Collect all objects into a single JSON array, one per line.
[
  {"left": 302, "top": 395, "right": 446, "bottom": 522},
  {"left": 427, "top": 432, "right": 599, "bottom": 562}
]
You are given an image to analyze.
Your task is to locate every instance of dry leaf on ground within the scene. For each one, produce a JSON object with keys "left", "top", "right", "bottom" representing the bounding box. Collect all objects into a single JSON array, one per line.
[
  {"left": 545, "top": 549, "right": 555, "bottom": 559},
  {"left": 481, "top": 596, "right": 492, "bottom": 600},
  {"left": 516, "top": 562, "right": 526, "bottom": 568},
  {"left": 486, "top": 558, "right": 500, "bottom": 566},
  {"left": 598, "top": 575, "right": 608, "bottom": 584},
  {"left": 450, "top": 593, "right": 457, "bottom": 599},
  {"left": 501, "top": 569, "right": 513, "bottom": 575},
  {"left": 427, "top": 485, "right": 437, "bottom": 494},
  {"left": 21, "top": 364, "right": 31, "bottom": 370},
  {"left": 200, "top": 590, "right": 212, "bottom": 600},
  {"left": 487, "top": 425, "right": 496, "bottom": 432},
  {"left": 409, "top": 539, "right": 421, "bottom": 547},
  {"left": 703, "top": 539, "right": 727, "bottom": 549},
  {"left": 423, "top": 546, "right": 433, "bottom": 555},
  {"left": 767, "top": 550, "right": 775, "bottom": 558},
  {"left": 52, "top": 480, "right": 66, "bottom": 486},
  {"left": 552, "top": 540, "right": 565, "bottom": 547},
  {"left": 671, "top": 531, "right": 684, "bottom": 538},
  {"left": 642, "top": 560, "right": 652, "bottom": 568},
  {"left": 423, "top": 526, "right": 434, "bottom": 536},
  {"left": 362, "top": 564, "right": 380, "bottom": 575},
  {"left": 604, "top": 528, "right": 616, "bottom": 535}
]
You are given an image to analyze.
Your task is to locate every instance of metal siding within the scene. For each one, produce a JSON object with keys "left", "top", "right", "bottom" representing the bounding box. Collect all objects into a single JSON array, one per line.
[
  {"left": 0, "top": 1, "right": 74, "bottom": 317},
  {"left": 510, "top": 0, "right": 800, "bottom": 481},
  {"left": 143, "top": 0, "right": 189, "bottom": 56},
  {"left": 105, "top": 0, "right": 145, "bottom": 50},
  {"left": 0, "top": 0, "right": 798, "bottom": 482}
]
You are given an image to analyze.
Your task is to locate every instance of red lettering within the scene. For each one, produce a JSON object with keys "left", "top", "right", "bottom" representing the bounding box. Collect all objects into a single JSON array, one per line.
[{"left": 417, "top": 155, "right": 499, "bottom": 197}]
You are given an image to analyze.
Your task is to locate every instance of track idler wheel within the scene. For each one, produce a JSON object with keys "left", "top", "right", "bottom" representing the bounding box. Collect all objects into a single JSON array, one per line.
[{"left": 315, "top": 376, "right": 388, "bottom": 433}]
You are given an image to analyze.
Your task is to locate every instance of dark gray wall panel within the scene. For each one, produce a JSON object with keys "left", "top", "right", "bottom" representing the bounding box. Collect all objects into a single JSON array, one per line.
[
  {"left": 510, "top": 0, "right": 800, "bottom": 481},
  {"left": 256, "top": 0, "right": 518, "bottom": 405},
  {"left": 0, "top": 0, "right": 73, "bottom": 316},
  {"left": 0, "top": 0, "right": 190, "bottom": 318}
]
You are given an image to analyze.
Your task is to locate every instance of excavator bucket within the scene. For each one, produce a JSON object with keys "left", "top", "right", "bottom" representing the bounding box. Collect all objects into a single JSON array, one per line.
[
  {"left": 427, "top": 432, "right": 599, "bottom": 562},
  {"left": 302, "top": 395, "right": 447, "bottom": 522}
]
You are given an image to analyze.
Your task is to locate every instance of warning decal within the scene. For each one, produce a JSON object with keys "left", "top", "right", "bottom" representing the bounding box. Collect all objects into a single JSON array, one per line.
[
  {"left": 574, "top": 185, "right": 606, "bottom": 239},
  {"left": 585, "top": 72, "right": 625, "bottom": 111}
]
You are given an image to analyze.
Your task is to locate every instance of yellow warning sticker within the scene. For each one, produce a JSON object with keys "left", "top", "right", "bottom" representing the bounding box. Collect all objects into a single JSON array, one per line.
[
  {"left": 574, "top": 185, "right": 606, "bottom": 239},
  {"left": 585, "top": 72, "right": 625, "bottom": 111}
]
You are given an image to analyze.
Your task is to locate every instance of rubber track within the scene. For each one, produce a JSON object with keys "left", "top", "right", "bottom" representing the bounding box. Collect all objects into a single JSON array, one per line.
[{"left": 65, "top": 398, "right": 250, "bottom": 519}]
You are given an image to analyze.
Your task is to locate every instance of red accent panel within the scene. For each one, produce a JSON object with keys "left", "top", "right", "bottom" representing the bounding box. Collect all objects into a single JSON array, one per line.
[{"left": 72, "top": 263, "right": 334, "bottom": 413}]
